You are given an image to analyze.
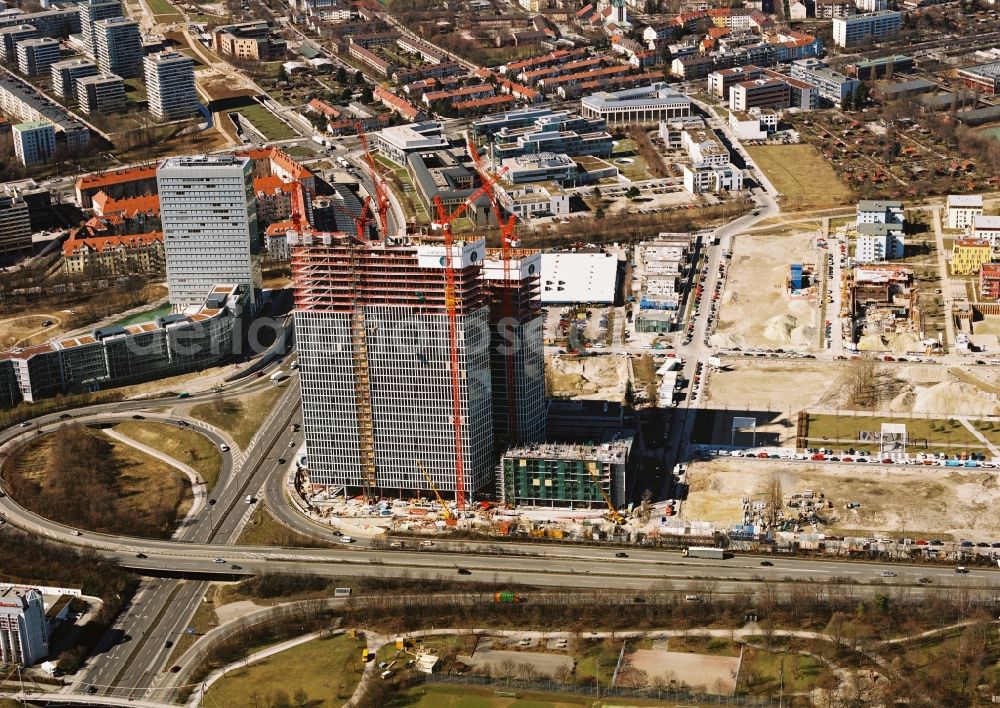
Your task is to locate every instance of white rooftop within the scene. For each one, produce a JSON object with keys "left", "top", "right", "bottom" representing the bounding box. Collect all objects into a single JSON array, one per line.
[
  {"left": 974, "top": 214, "right": 1000, "bottom": 229},
  {"left": 947, "top": 194, "right": 984, "bottom": 208},
  {"left": 540, "top": 252, "right": 618, "bottom": 304}
]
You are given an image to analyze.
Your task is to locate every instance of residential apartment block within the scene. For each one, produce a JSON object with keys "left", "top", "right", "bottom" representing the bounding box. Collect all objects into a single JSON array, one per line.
[
  {"left": 78, "top": 0, "right": 122, "bottom": 55},
  {"left": 973, "top": 214, "right": 1000, "bottom": 247},
  {"left": 855, "top": 230, "right": 904, "bottom": 262},
  {"left": 144, "top": 51, "right": 197, "bottom": 121},
  {"left": 0, "top": 25, "right": 36, "bottom": 62},
  {"left": 94, "top": 16, "right": 141, "bottom": 78},
  {"left": 77, "top": 73, "right": 125, "bottom": 114},
  {"left": 0, "top": 76, "right": 90, "bottom": 152},
  {"left": 790, "top": 58, "right": 860, "bottom": 105},
  {"left": 157, "top": 155, "right": 260, "bottom": 309},
  {"left": 980, "top": 263, "right": 1000, "bottom": 300},
  {"left": 15, "top": 37, "right": 60, "bottom": 77},
  {"left": 0, "top": 193, "right": 31, "bottom": 256},
  {"left": 12, "top": 121, "right": 55, "bottom": 166},
  {"left": 212, "top": 21, "right": 286, "bottom": 61},
  {"left": 62, "top": 231, "right": 163, "bottom": 275},
  {"left": 0, "top": 587, "right": 47, "bottom": 666},
  {"left": 946, "top": 194, "right": 984, "bottom": 231},
  {"left": 832, "top": 10, "right": 901, "bottom": 47},
  {"left": 51, "top": 58, "right": 98, "bottom": 102},
  {"left": 951, "top": 238, "right": 991, "bottom": 276}
]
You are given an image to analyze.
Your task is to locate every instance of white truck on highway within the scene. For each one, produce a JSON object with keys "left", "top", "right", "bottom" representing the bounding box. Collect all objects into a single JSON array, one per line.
[
  {"left": 270, "top": 370, "right": 291, "bottom": 384},
  {"left": 683, "top": 547, "right": 726, "bottom": 560}
]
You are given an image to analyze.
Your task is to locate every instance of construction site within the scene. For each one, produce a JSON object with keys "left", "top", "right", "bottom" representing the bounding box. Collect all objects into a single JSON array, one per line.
[{"left": 288, "top": 131, "right": 642, "bottom": 535}]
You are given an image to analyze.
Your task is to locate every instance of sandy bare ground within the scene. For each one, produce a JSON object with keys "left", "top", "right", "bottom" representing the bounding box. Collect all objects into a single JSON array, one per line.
[
  {"left": 710, "top": 230, "right": 820, "bottom": 352},
  {"left": 546, "top": 354, "right": 630, "bottom": 400},
  {"left": 706, "top": 359, "right": 1000, "bottom": 419},
  {"left": 624, "top": 649, "right": 738, "bottom": 694},
  {"left": 682, "top": 458, "right": 1000, "bottom": 540}
]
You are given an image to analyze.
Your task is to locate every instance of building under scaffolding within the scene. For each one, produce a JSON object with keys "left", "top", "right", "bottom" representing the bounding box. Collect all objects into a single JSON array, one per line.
[
  {"left": 848, "top": 264, "right": 920, "bottom": 340},
  {"left": 291, "top": 230, "right": 546, "bottom": 500}
]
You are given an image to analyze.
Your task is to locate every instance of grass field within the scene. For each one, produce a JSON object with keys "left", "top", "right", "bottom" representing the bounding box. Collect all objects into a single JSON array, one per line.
[
  {"left": 746, "top": 144, "right": 852, "bottom": 210},
  {"left": 201, "top": 634, "right": 364, "bottom": 707},
  {"left": 113, "top": 421, "right": 223, "bottom": 490},
  {"left": 396, "top": 684, "right": 673, "bottom": 707},
  {"left": 0, "top": 314, "right": 59, "bottom": 349},
  {"left": 738, "top": 647, "right": 832, "bottom": 696},
  {"left": 6, "top": 428, "right": 191, "bottom": 537},
  {"left": 237, "top": 103, "right": 297, "bottom": 141},
  {"left": 189, "top": 385, "right": 285, "bottom": 448},
  {"left": 806, "top": 413, "right": 986, "bottom": 452},
  {"left": 145, "top": 0, "right": 181, "bottom": 16},
  {"left": 236, "top": 503, "right": 335, "bottom": 548}
]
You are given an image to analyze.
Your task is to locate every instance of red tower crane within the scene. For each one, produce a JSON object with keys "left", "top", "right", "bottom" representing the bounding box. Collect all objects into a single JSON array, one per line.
[
  {"left": 356, "top": 123, "right": 390, "bottom": 237},
  {"left": 466, "top": 140, "right": 520, "bottom": 445},
  {"left": 430, "top": 182, "right": 498, "bottom": 511}
]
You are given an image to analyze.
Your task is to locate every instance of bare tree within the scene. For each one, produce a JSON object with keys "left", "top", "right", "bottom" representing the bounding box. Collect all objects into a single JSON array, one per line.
[
  {"left": 848, "top": 354, "right": 879, "bottom": 408},
  {"left": 765, "top": 472, "right": 783, "bottom": 529}
]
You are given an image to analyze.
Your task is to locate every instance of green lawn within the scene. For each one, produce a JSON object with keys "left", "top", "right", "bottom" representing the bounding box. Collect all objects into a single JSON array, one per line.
[
  {"left": 201, "top": 634, "right": 364, "bottom": 707},
  {"left": 123, "top": 77, "right": 147, "bottom": 102},
  {"left": 189, "top": 385, "right": 286, "bottom": 448},
  {"left": 111, "top": 303, "right": 170, "bottom": 327},
  {"left": 738, "top": 647, "right": 832, "bottom": 696},
  {"left": 145, "top": 0, "right": 181, "bottom": 17},
  {"left": 236, "top": 503, "right": 335, "bottom": 548},
  {"left": 113, "top": 421, "right": 223, "bottom": 490},
  {"left": 237, "top": 103, "right": 297, "bottom": 141},
  {"left": 806, "top": 413, "right": 986, "bottom": 451}
]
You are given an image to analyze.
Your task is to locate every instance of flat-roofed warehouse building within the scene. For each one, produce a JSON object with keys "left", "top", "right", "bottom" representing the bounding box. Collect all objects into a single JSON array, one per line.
[
  {"left": 539, "top": 251, "right": 619, "bottom": 304},
  {"left": 957, "top": 62, "right": 1000, "bottom": 95},
  {"left": 579, "top": 82, "right": 691, "bottom": 125}
]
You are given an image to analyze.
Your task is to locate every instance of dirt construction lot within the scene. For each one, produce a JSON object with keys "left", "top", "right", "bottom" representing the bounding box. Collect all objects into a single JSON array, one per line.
[
  {"left": 682, "top": 457, "right": 1000, "bottom": 540},
  {"left": 709, "top": 230, "right": 820, "bottom": 352},
  {"left": 625, "top": 649, "right": 738, "bottom": 694}
]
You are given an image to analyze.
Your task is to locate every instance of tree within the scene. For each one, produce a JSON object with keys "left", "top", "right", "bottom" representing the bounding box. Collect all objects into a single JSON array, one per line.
[
  {"left": 595, "top": 206, "right": 605, "bottom": 220},
  {"left": 625, "top": 186, "right": 641, "bottom": 199},
  {"left": 336, "top": 66, "right": 347, "bottom": 84},
  {"left": 765, "top": 471, "right": 783, "bottom": 529},
  {"left": 277, "top": 64, "right": 289, "bottom": 83}
]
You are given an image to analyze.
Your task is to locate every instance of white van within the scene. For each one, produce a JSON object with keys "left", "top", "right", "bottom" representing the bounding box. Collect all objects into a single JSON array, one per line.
[{"left": 340, "top": 536, "right": 353, "bottom": 544}]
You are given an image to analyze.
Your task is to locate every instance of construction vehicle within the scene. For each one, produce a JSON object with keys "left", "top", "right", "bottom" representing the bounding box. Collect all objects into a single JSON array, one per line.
[
  {"left": 493, "top": 592, "right": 525, "bottom": 604},
  {"left": 415, "top": 460, "right": 454, "bottom": 522},
  {"left": 583, "top": 462, "right": 624, "bottom": 525}
]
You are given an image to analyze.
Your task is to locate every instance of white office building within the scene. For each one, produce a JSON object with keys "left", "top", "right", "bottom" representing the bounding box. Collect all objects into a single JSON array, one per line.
[
  {"left": 94, "top": 16, "right": 141, "bottom": 78},
  {"left": 495, "top": 183, "right": 569, "bottom": 219},
  {"left": 157, "top": 155, "right": 260, "bottom": 309},
  {"left": 0, "top": 586, "right": 47, "bottom": 666},
  {"left": 832, "top": 10, "right": 901, "bottom": 47},
  {"left": 145, "top": 51, "right": 197, "bottom": 121},
  {"left": 946, "top": 194, "right": 984, "bottom": 231},
  {"left": 12, "top": 121, "right": 55, "bottom": 166},
  {"left": 290, "top": 231, "right": 496, "bottom": 499},
  {"left": 579, "top": 82, "right": 691, "bottom": 125},
  {"left": 683, "top": 162, "right": 744, "bottom": 194}
]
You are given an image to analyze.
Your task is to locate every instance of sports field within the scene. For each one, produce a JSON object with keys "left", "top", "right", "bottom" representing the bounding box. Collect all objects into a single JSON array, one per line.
[{"left": 746, "top": 144, "right": 852, "bottom": 210}]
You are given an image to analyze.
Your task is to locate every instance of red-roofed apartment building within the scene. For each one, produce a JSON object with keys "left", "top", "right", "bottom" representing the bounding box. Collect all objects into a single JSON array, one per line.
[{"left": 62, "top": 231, "right": 164, "bottom": 276}]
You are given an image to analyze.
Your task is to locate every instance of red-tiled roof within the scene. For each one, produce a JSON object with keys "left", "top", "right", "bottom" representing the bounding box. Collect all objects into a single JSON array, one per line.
[
  {"left": 63, "top": 231, "right": 163, "bottom": 257},
  {"left": 453, "top": 94, "right": 515, "bottom": 110}
]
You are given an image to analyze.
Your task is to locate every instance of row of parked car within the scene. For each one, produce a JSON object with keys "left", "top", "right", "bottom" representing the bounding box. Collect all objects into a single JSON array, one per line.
[{"left": 708, "top": 448, "right": 996, "bottom": 468}]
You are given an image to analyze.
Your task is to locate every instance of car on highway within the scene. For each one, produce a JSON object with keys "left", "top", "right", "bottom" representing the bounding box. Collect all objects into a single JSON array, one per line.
[
  {"left": 420, "top": 540, "right": 434, "bottom": 547},
  {"left": 213, "top": 558, "right": 226, "bottom": 563},
  {"left": 389, "top": 541, "right": 404, "bottom": 548},
  {"left": 231, "top": 564, "right": 242, "bottom": 570},
  {"left": 219, "top": 444, "right": 229, "bottom": 452},
  {"left": 19, "top": 421, "right": 30, "bottom": 427},
  {"left": 288, "top": 440, "right": 295, "bottom": 447},
  {"left": 278, "top": 458, "right": 286, "bottom": 464},
  {"left": 956, "top": 567, "right": 970, "bottom": 574},
  {"left": 615, "top": 552, "right": 629, "bottom": 558},
  {"left": 917, "top": 577, "right": 932, "bottom": 584},
  {"left": 59, "top": 413, "right": 71, "bottom": 419},
  {"left": 457, "top": 568, "right": 471, "bottom": 575},
  {"left": 880, "top": 571, "right": 896, "bottom": 577},
  {"left": 87, "top": 686, "right": 98, "bottom": 694},
  {"left": 132, "top": 414, "right": 145, "bottom": 420},
  {"left": 760, "top": 560, "right": 773, "bottom": 566},
  {"left": 71, "top": 530, "right": 82, "bottom": 536},
  {"left": 164, "top": 640, "right": 173, "bottom": 648},
  {"left": 340, "top": 536, "right": 353, "bottom": 544},
  {"left": 245, "top": 495, "right": 256, "bottom": 504},
  {"left": 170, "top": 666, "right": 181, "bottom": 673},
  {"left": 136, "top": 553, "right": 147, "bottom": 559}
]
